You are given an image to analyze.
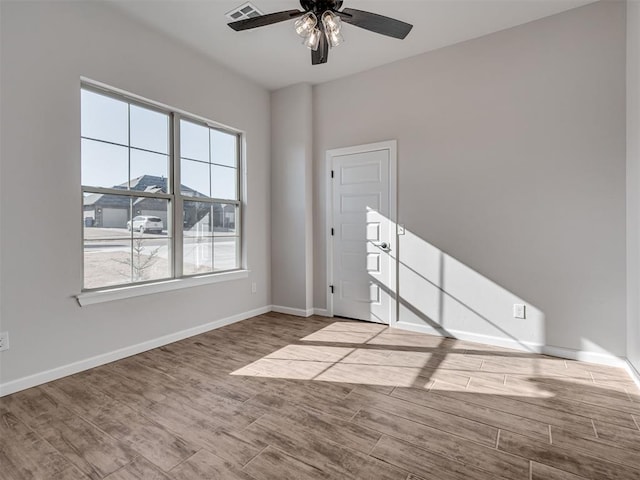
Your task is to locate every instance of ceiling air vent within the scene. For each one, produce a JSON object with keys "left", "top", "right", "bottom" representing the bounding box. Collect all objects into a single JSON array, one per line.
[{"left": 225, "top": 2, "right": 264, "bottom": 21}]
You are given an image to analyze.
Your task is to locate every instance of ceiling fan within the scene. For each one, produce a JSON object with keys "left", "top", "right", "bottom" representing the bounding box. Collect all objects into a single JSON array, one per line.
[{"left": 227, "top": 0, "right": 413, "bottom": 65}]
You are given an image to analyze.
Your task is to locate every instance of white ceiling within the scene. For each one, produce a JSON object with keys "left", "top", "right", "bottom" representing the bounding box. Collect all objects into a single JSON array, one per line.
[{"left": 110, "top": 0, "right": 596, "bottom": 90}]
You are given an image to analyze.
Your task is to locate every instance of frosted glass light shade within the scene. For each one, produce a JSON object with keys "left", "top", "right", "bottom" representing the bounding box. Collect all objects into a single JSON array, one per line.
[
  {"left": 295, "top": 13, "right": 317, "bottom": 37},
  {"left": 327, "top": 29, "right": 344, "bottom": 48},
  {"left": 303, "top": 27, "right": 321, "bottom": 50},
  {"left": 321, "top": 11, "right": 341, "bottom": 33}
]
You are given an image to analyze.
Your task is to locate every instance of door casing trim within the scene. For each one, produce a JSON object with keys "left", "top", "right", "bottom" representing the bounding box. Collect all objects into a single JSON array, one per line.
[{"left": 325, "top": 140, "right": 398, "bottom": 324}]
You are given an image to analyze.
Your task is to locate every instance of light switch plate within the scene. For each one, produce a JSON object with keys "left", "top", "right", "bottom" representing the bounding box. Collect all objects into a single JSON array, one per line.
[{"left": 513, "top": 304, "right": 526, "bottom": 319}]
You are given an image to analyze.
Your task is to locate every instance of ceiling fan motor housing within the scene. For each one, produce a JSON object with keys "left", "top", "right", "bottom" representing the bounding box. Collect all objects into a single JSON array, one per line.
[{"left": 300, "top": 0, "right": 343, "bottom": 14}]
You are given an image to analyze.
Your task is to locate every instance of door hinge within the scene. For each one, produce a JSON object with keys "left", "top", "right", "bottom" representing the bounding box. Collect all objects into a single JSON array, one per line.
[
  {"left": 331, "top": 170, "right": 334, "bottom": 178},
  {"left": 331, "top": 228, "right": 334, "bottom": 236},
  {"left": 329, "top": 285, "right": 334, "bottom": 294}
]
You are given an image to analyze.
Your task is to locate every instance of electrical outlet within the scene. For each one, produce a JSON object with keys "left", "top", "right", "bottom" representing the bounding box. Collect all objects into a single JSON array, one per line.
[
  {"left": 513, "top": 304, "right": 526, "bottom": 319},
  {"left": 251, "top": 282, "right": 257, "bottom": 294},
  {"left": 0, "top": 332, "right": 9, "bottom": 352}
]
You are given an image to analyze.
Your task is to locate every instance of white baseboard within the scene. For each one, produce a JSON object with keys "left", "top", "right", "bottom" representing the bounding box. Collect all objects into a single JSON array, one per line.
[
  {"left": 392, "top": 321, "right": 448, "bottom": 337},
  {"left": 541, "top": 345, "right": 627, "bottom": 368},
  {"left": 627, "top": 360, "right": 640, "bottom": 389},
  {"left": 393, "top": 321, "right": 627, "bottom": 368},
  {"left": 0, "top": 305, "right": 271, "bottom": 397},
  {"left": 393, "top": 321, "right": 543, "bottom": 353},
  {"left": 269, "top": 306, "right": 329, "bottom": 317},
  {"left": 271, "top": 305, "right": 314, "bottom": 317}
]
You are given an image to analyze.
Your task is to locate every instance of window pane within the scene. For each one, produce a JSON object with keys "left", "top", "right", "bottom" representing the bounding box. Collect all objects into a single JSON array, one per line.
[
  {"left": 183, "top": 237, "right": 213, "bottom": 275},
  {"left": 84, "top": 237, "right": 171, "bottom": 289},
  {"left": 211, "top": 165, "right": 237, "bottom": 200},
  {"left": 130, "top": 105, "right": 169, "bottom": 154},
  {"left": 83, "top": 193, "right": 132, "bottom": 236},
  {"left": 131, "top": 196, "right": 170, "bottom": 235},
  {"left": 81, "top": 139, "right": 128, "bottom": 189},
  {"left": 84, "top": 239, "right": 134, "bottom": 289},
  {"left": 183, "top": 201, "right": 213, "bottom": 236},
  {"left": 181, "top": 159, "right": 210, "bottom": 197},
  {"left": 129, "top": 237, "right": 171, "bottom": 283},
  {"left": 82, "top": 194, "right": 171, "bottom": 289},
  {"left": 214, "top": 237, "right": 239, "bottom": 271},
  {"left": 210, "top": 129, "right": 237, "bottom": 167},
  {"left": 213, "top": 203, "right": 237, "bottom": 236},
  {"left": 182, "top": 200, "right": 215, "bottom": 276},
  {"left": 81, "top": 89, "right": 128, "bottom": 145},
  {"left": 130, "top": 150, "right": 169, "bottom": 188},
  {"left": 83, "top": 194, "right": 170, "bottom": 238},
  {"left": 131, "top": 197, "right": 171, "bottom": 282},
  {"left": 180, "top": 120, "right": 209, "bottom": 162}
]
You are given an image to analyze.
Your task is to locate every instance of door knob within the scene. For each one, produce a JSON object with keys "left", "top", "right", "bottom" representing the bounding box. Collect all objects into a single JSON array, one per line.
[{"left": 374, "top": 242, "right": 391, "bottom": 251}]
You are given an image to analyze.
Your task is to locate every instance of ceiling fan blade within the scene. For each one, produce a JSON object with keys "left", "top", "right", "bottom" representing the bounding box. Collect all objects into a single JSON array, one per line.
[
  {"left": 312, "top": 30, "right": 329, "bottom": 65},
  {"left": 338, "top": 8, "right": 413, "bottom": 39},
  {"left": 228, "top": 10, "right": 304, "bottom": 31}
]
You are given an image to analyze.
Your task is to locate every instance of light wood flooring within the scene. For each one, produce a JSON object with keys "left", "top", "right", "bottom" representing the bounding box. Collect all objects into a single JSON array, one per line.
[{"left": 2, "top": 313, "right": 640, "bottom": 479}]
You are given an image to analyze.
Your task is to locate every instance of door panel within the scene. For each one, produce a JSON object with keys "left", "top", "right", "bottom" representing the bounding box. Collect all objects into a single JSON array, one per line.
[
  {"left": 341, "top": 193, "right": 381, "bottom": 213},
  {"left": 341, "top": 162, "right": 381, "bottom": 184},
  {"left": 331, "top": 148, "right": 392, "bottom": 323}
]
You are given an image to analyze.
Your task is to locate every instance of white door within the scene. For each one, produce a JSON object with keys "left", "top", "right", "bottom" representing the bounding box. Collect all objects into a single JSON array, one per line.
[{"left": 328, "top": 141, "right": 396, "bottom": 324}]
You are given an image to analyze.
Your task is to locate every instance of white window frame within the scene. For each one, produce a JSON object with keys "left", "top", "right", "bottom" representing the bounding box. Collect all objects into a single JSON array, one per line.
[{"left": 77, "top": 80, "right": 246, "bottom": 306}]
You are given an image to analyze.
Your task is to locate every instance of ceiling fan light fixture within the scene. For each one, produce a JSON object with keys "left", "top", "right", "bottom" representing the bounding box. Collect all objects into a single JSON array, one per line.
[
  {"left": 321, "top": 10, "right": 341, "bottom": 33},
  {"left": 326, "top": 28, "right": 344, "bottom": 48},
  {"left": 294, "top": 12, "right": 317, "bottom": 37},
  {"left": 303, "top": 27, "right": 321, "bottom": 50}
]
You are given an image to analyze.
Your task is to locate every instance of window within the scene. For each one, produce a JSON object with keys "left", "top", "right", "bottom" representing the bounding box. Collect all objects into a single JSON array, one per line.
[{"left": 81, "top": 85, "right": 242, "bottom": 290}]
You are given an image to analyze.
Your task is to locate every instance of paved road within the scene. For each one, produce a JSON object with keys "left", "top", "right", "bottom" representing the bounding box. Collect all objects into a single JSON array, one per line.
[
  {"left": 84, "top": 228, "right": 236, "bottom": 251},
  {"left": 84, "top": 227, "right": 238, "bottom": 271}
]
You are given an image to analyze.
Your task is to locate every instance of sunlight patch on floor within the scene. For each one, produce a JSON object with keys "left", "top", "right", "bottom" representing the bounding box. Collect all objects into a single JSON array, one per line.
[{"left": 229, "top": 321, "right": 558, "bottom": 396}]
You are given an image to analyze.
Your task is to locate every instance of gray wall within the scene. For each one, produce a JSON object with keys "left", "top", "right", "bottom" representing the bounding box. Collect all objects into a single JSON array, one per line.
[
  {"left": 628, "top": 0, "right": 640, "bottom": 373},
  {"left": 313, "top": 1, "right": 627, "bottom": 355},
  {"left": 0, "top": 1, "right": 271, "bottom": 386},
  {"left": 271, "top": 84, "right": 314, "bottom": 312},
  {"left": 0, "top": 0, "right": 632, "bottom": 392}
]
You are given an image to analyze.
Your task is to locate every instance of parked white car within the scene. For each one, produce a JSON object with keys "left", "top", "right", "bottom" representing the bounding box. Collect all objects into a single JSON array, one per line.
[{"left": 127, "top": 215, "right": 163, "bottom": 233}]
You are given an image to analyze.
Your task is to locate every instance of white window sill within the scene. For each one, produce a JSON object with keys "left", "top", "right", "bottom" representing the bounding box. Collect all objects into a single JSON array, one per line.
[{"left": 76, "top": 270, "right": 250, "bottom": 306}]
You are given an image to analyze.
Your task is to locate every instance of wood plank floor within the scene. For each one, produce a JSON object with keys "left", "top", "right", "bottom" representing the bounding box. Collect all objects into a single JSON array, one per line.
[{"left": 2, "top": 313, "right": 640, "bottom": 479}]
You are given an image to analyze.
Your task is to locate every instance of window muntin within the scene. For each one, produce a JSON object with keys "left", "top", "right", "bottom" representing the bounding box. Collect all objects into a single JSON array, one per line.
[{"left": 81, "top": 85, "right": 242, "bottom": 290}]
